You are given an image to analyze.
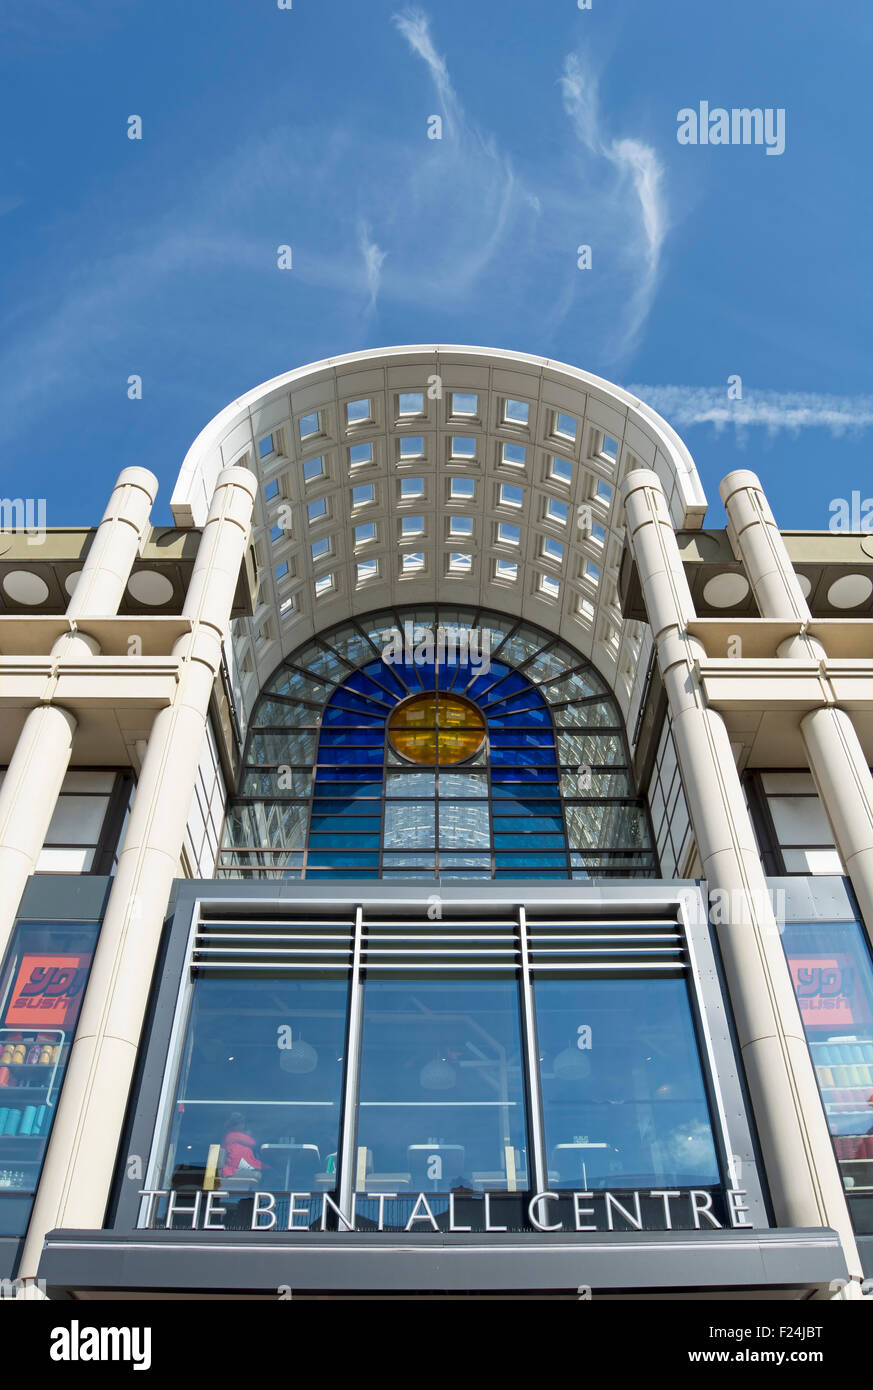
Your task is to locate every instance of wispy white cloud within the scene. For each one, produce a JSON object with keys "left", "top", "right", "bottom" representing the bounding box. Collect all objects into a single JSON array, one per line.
[
  {"left": 560, "top": 54, "right": 667, "bottom": 357},
  {"left": 392, "top": 7, "right": 459, "bottom": 138},
  {"left": 385, "top": 6, "right": 529, "bottom": 306},
  {"left": 0, "top": 10, "right": 677, "bottom": 457},
  {"left": 358, "top": 221, "right": 387, "bottom": 312},
  {"left": 627, "top": 384, "right": 873, "bottom": 437}
]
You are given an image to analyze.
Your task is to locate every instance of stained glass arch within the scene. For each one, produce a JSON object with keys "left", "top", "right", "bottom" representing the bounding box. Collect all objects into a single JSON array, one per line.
[{"left": 220, "top": 607, "right": 657, "bottom": 881}]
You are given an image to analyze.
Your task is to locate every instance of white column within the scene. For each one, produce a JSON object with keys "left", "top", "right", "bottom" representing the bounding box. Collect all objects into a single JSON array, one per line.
[
  {"left": 65, "top": 467, "right": 159, "bottom": 620},
  {"left": 0, "top": 467, "right": 158, "bottom": 955},
  {"left": 720, "top": 468, "right": 809, "bottom": 620},
  {"left": 622, "top": 469, "right": 860, "bottom": 1270},
  {"left": 19, "top": 466, "right": 255, "bottom": 1276},
  {"left": 721, "top": 469, "right": 873, "bottom": 940}
]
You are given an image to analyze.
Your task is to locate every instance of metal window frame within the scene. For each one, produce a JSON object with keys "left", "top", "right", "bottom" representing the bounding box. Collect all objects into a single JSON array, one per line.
[
  {"left": 114, "top": 880, "right": 768, "bottom": 1234},
  {"left": 218, "top": 605, "right": 658, "bottom": 883}
]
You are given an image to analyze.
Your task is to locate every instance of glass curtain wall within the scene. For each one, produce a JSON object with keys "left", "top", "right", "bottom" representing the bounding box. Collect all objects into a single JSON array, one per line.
[
  {"left": 146, "top": 914, "right": 728, "bottom": 1234},
  {"left": 221, "top": 607, "right": 655, "bottom": 882}
]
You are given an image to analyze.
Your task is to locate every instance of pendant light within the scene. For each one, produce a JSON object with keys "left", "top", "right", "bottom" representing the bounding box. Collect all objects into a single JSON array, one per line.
[
  {"left": 552, "top": 1041, "right": 591, "bottom": 1081},
  {"left": 279, "top": 1037, "right": 318, "bottom": 1074},
  {"left": 419, "top": 1055, "right": 456, "bottom": 1090}
]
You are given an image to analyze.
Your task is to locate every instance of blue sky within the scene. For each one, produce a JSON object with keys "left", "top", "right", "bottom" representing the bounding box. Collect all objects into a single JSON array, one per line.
[{"left": 1, "top": 0, "right": 870, "bottom": 530}]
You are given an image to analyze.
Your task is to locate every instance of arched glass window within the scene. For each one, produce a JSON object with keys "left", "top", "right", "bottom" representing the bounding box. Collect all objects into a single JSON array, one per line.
[{"left": 221, "top": 607, "right": 656, "bottom": 882}]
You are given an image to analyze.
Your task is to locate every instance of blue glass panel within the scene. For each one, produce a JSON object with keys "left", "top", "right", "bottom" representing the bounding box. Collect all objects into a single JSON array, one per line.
[
  {"left": 487, "top": 709, "right": 550, "bottom": 728},
  {"left": 464, "top": 660, "right": 510, "bottom": 694},
  {"left": 490, "top": 795, "right": 562, "bottom": 815},
  {"left": 321, "top": 707, "right": 384, "bottom": 727},
  {"left": 317, "top": 730, "right": 384, "bottom": 746},
  {"left": 305, "top": 870, "right": 379, "bottom": 880},
  {"left": 341, "top": 671, "right": 398, "bottom": 703},
  {"left": 488, "top": 731, "right": 555, "bottom": 747},
  {"left": 495, "top": 852, "right": 567, "bottom": 867},
  {"left": 363, "top": 661, "right": 408, "bottom": 700},
  {"left": 393, "top": 661, "right": 428, "bottom": 692},
  {"left": 475, "top": 671, "right": 530, "bottom": 702},
  {"left": 306, "top": 852, "right": 380, "bottom": 867},
  {"left": 328, "top": 692, "right": 390, "bottom": 716},
  {"left": 491, "top": 782, "right": 560, "bottom": 800},
  {"left": 310, "top": 816, "right": 381, "bottom": 834},
  {"left": 494, "top": 834, "right": 565, "bottom": 850},
  {"left": 308, "top": 833, "right": 381, "bottom": 849},
  {"left": 490, "top": 748, "right": 557, "bottom": 767},
  {"left": 309, "top": 800, "right": 382, "bottom": 816},
  {"left": 313, "top": 781, "right": 382, "bottom": 797},
  {"left": 317, "top": 747, "right": 383, "bottom": 766},
  {"left": 486, "top": 692, "right": 547, "bottom": 716},
  {"left": 493, "top": 816, "right": 564, "bottom": 835},
  {"left": 442, "top": 659, "right": 474, "bottom": 691}
]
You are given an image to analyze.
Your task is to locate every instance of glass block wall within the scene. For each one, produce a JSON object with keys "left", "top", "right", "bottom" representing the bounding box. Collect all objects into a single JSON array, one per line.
[{"left": 220, "top": 607, "right": 656, "bottom": 881}]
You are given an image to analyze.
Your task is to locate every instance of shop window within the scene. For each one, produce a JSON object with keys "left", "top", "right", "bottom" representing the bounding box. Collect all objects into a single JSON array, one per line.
[
  {"left": 132, "top": 899, "right": 761, "bottom": 1239},
  {"left": 781, "top": 919, "right": 873, "bottom": 1233},
  {"left": 154, "top": 974, "right": 349, "bottom": 1229},
  {"left": 534, "top": 975, "right": 720, "bottom": 1196},
  {"left": 354, "top": 976, "right": 529, "bottom": 1230},
  {"left": 0, "top": 920, "right": 99, "bottom": 1235}
]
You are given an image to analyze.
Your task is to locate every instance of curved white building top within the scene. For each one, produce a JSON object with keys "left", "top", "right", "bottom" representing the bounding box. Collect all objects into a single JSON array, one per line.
[{"left": 171, "top": 346, "right": 707, "bottom": 725}]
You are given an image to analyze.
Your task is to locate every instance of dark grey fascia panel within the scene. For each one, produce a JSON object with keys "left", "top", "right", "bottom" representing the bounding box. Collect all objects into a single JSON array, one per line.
[
  {"left": 856, "top": 1234, "right": 873, "bottom": 1279},
  {"left": 0, "top": 1236, "right": 24, "bottom": 1283},
  {"left": 172, "top": 878, "right": 705, "bottom": 911},
  {"left": 39, "top": 1226, "right": 847, "bottom": 1297},
  {"left": 15, "top": 874, "right": 113, "bottom": 922}
]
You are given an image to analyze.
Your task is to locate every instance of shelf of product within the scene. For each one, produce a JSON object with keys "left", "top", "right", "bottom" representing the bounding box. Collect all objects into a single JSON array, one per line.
[
  {"left": 810, "top": 1035, "right": 873, "bottom": 1194},
  {"left": 0, "top": 1028, "right": 64, "bottom": 1141}
]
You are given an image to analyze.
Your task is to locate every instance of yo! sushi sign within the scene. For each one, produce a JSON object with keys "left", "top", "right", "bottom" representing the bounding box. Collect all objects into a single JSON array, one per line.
[{"left": 4, "top": 953, "right": 91, "bottom": 1029}]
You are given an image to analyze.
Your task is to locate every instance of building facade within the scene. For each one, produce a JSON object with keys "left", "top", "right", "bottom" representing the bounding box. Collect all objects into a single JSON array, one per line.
[{"left": 0, "top": 346, "right": 871, "bottom": 1299}]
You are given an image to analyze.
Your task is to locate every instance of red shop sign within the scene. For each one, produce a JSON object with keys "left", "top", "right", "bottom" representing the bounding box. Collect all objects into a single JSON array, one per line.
[
  {"left": 4, "top": 953, "right": 92, "bottom": 1029},
  {"left": 790, "top": 954, "right": 872, "bottom": 1027}
]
